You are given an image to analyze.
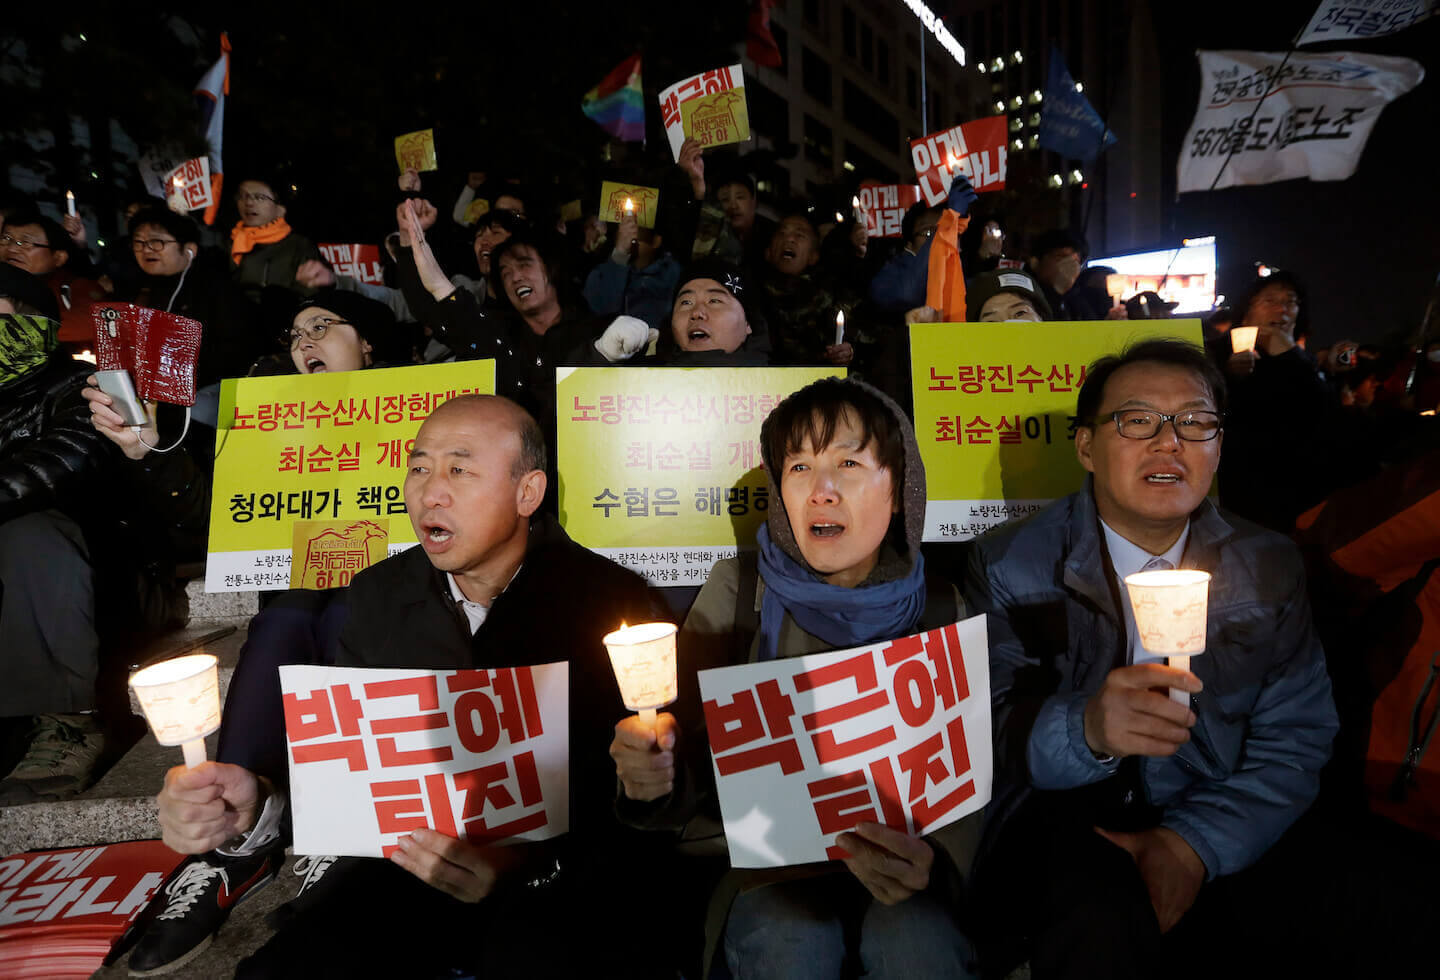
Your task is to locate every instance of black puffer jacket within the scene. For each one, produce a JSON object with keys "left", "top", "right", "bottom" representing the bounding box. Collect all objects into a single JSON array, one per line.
[{"left": 0, "top": 353, "right": 115, "bottom": 524}]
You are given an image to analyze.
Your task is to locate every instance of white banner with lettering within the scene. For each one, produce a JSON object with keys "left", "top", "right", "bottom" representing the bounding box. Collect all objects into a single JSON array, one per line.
[{"left": 1178, "top": 49, "right": 1424, "bottom": 193}]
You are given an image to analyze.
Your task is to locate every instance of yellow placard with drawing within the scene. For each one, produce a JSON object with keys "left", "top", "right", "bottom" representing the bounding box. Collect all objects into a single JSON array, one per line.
[
  {"left": 680, "top": 89, "right": 751, "bottom": 150},
  {"left": 394, "top": 129, "right": 438, "bottom": 173},
  {"left": 290, "top": 519, "right": 390, "bottom": 591},
  {"left": 556, "top": 366, "right": 838, "bottom": 586},
  {"left": 599, "top": 182, "right": 660, "bottom": 229},
  {"left": 462, "top": 198, "right": 490, "bottom": 224},
  {"left": 910, "top": 320, "right": 1203, "bottom": 542},
  {"left": 205, "top": 361, "right": 495, "bottom": 592}
]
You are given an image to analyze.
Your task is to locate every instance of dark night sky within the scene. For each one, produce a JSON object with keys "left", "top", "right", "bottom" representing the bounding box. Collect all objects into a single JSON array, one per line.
[
  {"left": 9, "top": 3, "right": 1438, "bottom": 347},
  {"left": 1149, "top": 0, "right": 1439, "bottom": 347}
]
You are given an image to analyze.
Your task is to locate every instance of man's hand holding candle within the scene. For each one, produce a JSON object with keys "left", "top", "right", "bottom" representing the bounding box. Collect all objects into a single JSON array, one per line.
[
  {"left": 610, "top": 712, "right": 679, "bottom": 801},
  {"left": 1082, "top": 663, "right": 1202, "bottom": 759},
  {"left": 156, "top": 762, "right": 269, "bottom": 854}
]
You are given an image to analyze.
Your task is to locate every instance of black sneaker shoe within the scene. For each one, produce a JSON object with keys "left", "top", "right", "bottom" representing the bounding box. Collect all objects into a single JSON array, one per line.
[{"left": 127, "top": 851, "right": 277, "bottom": 977}]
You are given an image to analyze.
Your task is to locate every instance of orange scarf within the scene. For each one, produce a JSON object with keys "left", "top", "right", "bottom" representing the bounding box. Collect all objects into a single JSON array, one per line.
[
  {"left": 925, "top": 210, "right": 970, "bottom": 322},
  {"left": 230, "top": 217, "right": 292, "bottom": 263}
]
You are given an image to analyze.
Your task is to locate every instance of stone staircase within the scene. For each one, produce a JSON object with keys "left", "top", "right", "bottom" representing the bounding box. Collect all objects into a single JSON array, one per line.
[{"left": 0, "top": 581, "right": 257, "bottom": 857}]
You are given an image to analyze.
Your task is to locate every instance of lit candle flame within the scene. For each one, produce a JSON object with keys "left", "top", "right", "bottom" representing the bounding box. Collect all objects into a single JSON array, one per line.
[{"left": 623, "top": 197, "right": 634, "bottom": 213}]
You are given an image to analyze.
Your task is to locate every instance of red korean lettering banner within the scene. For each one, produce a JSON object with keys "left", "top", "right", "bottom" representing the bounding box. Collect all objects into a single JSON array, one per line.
[
  {"left": 697, "top": 615, "right": 991, "bottom": 868},
  {"left": 318, "top": 243, "right": 386, "bottom": 285},
  {"left": 909, "top": 116, "right": 1009, "bottom": 205},
  {"left": 857, "top": 184, "right": 921, "bottom": 239}
]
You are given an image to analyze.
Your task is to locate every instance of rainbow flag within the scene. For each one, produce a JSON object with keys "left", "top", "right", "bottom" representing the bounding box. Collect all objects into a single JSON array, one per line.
[{"left": 581, "top": 54, "right": 645, "bottom": 143}]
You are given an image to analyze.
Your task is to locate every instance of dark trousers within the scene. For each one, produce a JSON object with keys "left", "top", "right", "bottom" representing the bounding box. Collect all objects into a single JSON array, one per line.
[
  {"left": 0, "top": 510, "right": 97, "bottom": 717},
  {"left": 976, "top": 785, "right": 1438, "bottom": 980},
  {"left": 215, "top": 589, "right": 346, "bottom": 787}
]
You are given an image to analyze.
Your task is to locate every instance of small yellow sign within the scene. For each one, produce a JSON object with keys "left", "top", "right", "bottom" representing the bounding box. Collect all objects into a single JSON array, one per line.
[
  {"left": 599, "top": 182, "right": 660, "bottom": 229},
  {"left": 394, "top": 129, "right": 438, "bottom": 173},
  {"left": 680, "top": 90, "right": 751, "bottom": 150},
  {"left": 291, "top": 519, "right": 390, "bottom": 591},
  {"left": 462, "top": 198, "right": 490, "bottom": 225}
]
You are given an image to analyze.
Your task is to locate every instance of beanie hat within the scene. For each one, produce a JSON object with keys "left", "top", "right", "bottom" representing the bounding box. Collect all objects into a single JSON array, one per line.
[{"left": 965, "top": 269, "right": 1053, "bottom": 321}]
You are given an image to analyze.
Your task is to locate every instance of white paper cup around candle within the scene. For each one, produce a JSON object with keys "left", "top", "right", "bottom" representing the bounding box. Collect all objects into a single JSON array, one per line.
[
  {"left": 129, "top": 654, "right": 222, "bottom": 768},
  {"left": 1231, "top": 326, "right": 1259, "bottom": 354},
  {"left": 603, "top": 622, "right": 678, "bottom": 727},
  {"left": 1123, "top": 569, "right": 1211, "bottom": 705}
]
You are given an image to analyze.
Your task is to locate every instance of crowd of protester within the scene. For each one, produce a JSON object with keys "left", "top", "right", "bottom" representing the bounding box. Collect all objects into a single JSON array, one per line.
[{"left": 2, "top": 127, "right": 1439, "bottom": 979}]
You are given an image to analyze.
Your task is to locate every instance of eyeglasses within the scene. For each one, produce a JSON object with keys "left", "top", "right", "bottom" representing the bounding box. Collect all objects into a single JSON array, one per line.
[
  {"left": 289, "top": 317, "right": 349, "bottom": 348},
  {"left": 237, "top": 192, "right": 276, "bottom": 204},
  {"left": 1099, "top": 410, "right": 1223, "bottom": 442},
  {"left": 0, "top": 234, "right": 53, "bottom": 252},
  {"left": 131, "top": 237, "right": 179, "bottom": 253}
]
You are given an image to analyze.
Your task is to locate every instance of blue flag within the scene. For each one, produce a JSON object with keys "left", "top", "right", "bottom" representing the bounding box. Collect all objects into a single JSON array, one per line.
[{"left": 1037, "top": 45, "right": 1117, "bottom": 161}]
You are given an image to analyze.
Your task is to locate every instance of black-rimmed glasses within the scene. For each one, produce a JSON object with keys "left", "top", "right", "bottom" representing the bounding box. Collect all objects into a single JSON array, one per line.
[
  {"left": 289, "top": 317, "right": 349, "bottom": 348},
  {"left": 1099, "top": 410, "right": 1223, "bottom": 442}
]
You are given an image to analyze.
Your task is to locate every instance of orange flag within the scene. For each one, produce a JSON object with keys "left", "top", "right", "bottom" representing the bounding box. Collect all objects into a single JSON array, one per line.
[{"left": 925, "top": 210, "right": 970, "bottom": 321}]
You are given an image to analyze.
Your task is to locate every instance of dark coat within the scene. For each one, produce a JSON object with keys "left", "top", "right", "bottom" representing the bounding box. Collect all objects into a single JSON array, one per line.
[
  {"left": 966, "top": 481, "right": 1338, "bottom": 878},
  {"left": 0, "top": 352, "right": 114, "bottom": 525},
  {"left": 336, "top": 513, "right": 665, "bottom": 867}
]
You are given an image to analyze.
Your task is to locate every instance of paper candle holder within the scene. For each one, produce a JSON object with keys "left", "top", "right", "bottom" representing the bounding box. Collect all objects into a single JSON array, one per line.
[
  {"left": 1230, "top": 326, "right": 1259, "bottom": 354},
  {"left": 1123, "top": 569, "right": 1211, "bottom": 655},
  {"left": 129, "top": 654, "right": 221, "bottom": 767},
  {"left": 603, "top": 623, "right": 678, "bottom": 716}
]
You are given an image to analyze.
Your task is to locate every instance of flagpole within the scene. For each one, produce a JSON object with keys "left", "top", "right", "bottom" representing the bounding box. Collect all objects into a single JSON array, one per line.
[{"left": 919, "top": 20, "right": 928, "bottom": 134}]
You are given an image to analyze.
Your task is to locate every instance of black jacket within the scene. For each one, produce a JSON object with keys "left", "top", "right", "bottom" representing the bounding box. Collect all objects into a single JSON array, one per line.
[
  {"left": 336, "top": 514, "right": 665, "bottom": 866},
  {"left": 0, "top": 352, "right": 115, "bottom": 525}
]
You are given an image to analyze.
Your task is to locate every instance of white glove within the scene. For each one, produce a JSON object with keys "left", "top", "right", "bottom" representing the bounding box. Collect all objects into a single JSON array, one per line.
[{"left": 594, "top": 315, "right": 658, "bottom": 362}]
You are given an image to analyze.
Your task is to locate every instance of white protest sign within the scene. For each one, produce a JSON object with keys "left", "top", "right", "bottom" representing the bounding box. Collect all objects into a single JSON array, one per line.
[
  {"left": 163, "top": 158, "right": 214, "bottom": 214},
  {"left": 698, "top": 616, "right": 991, "bottom": 869},
  {"left": 1297, "top": 1, "right": 1437, "bottom": 46},
  {"left": 281, "top": 663, "right": 570, "bottom": 858},
  {"left": 658, "top": 63, "right": 744, "bottom": 161},
  {"left": 1178, "top": 50, "right": 1423, "bottom": 193},
  {"left": 138, "top": 148, "right": 184, "bottom": 200}
]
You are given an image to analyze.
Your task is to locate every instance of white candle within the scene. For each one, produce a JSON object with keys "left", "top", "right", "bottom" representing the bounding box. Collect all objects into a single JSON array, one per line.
[
  {"left": 602, "top": 622, "right": 678, "bottom": 729},
  {"left": 834, "top": 309, "right": 845, "bottom": 347},
  {"left": 1123, "top": 569, "right": 1211, "bottom": 706},
  {"left": 66, "top": 190, "right": 77, "bottom": 217},
  {"left": 129, "top": 654, "right": 222, "bottom": 768}
]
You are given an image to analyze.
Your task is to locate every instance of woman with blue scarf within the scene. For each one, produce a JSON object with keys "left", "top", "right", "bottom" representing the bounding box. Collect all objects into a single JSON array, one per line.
[{"left": 612, "top": 377, "right": 979, "bottom": 980}]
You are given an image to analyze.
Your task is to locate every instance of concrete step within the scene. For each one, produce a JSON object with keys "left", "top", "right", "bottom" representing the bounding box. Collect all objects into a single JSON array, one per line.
[
  {"left": 125, "top": 625, "right": 248, "bottom": 717},
  {"left": 185, "top": 577, "right": 259, "bottom": 625},
  {"left": 0, "top": 627, "right": 249, "bottom": 856}
]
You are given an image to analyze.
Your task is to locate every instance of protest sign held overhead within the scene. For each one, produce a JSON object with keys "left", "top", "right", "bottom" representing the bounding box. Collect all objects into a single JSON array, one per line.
[
  {"left": 318, "top": 243, "right": 385, "bottom": 285},
  {"left": 394, "top": 128, "right": 438, "bottom": 173},
  {"left": 699, "top": 616, "right": 991, "bottom": 869},
  {"left": 659, "top": 63, "right": 745, "bottom": 161},
  {"left": 1297, "top": 0, "right": 1437, "bottom": 45},
  {"left": 205, "top": 361, "right": 495, "bottom": 592},
  {"left": 909, "top": 116, "right": 1007, "bottom": 205},
  {"left": 857, "top": 184, "right": 921, "bottom": 238},
  {"left": 556, "top": 366, "right": 838, "bottom": 586},
  {"left": 163, "top": 157, "right": 214, "bottom": 214},
  {"left": 599, "top": 181, "right": 661, "bottom": 229},
  {"left": 681, "top": 88, "right": 751, "bottom": 150},
  {"left": 1178, "top": 50, "right": 1423, "bottom": 193},
  {"left": 910, "top": 320, "right": 1202, "bottom": 541},
  {"left": 281, "top": 663, "right": 570, "bottom": 858}
]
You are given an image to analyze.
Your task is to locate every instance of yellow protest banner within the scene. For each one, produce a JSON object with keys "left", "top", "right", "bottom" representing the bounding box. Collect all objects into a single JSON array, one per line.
[
  {"left": 291, "top": 519, "right": 390, "bottom": 591},
  {"left": 556, "top": 366, "right": 839, "bottom": 585},
  {"left": 394, "top": 129, "right": 438, "bottom": 173},
  {"left": 681, "top": 89, "right": 751, "bottom": 150},
  {"left": 206, "top": 361, "right": 495, "bottom": 592},
  {"left": 462, "top": 198, "right": 490, "bottom": 224},
  {"left": 910, "top": 320, "right": 1203, "bottom": 541},
  {"left": 599, "top": 182, "right": 660, "bottom": 229}
]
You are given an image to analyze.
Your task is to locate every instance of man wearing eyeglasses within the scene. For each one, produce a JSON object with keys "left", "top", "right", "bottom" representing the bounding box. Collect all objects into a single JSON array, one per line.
[
  {"left": 964, "top": 339, "right": 1337, "bottom": 979},
  {"left": 229, "top": 178, "right": 320, "bottom": 302}
]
